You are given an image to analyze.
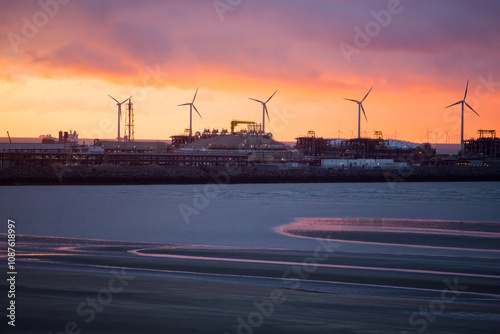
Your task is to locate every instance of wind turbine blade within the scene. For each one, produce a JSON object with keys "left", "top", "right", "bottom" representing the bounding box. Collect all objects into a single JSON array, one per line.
[
  {"left": 265, "top": 105, "right": 270, "bottom": 121},
  {"left": 464, "top": 80, "right": 469, "bottom": 100},
  {"left": 249, "top": 98, "right": 264, "bottom": 104},
  {"left": 344, "top": 98, "right": 359, "bottom": 103},
  {"left": 192, "top": 87, "right": 199, "bottom": 103},
  {"left": 445, "top": 101, "right": 463, "bottom": 108},
  {"left": 108, "top": 95, "right": 119, "bottom": 103},
  {"left": 362, "top": 87, "right": 373, "bottom": 102},
  {"left": 178, "top": 103, "right": 191, "bottom": 107},
  {"left": 120, "top": 96, "right": 132, "bottom": 104},
  {"left": 361, "top": 104, "right": 368, "bottom": 122},
  {"left": 464, "top": 101, "right": 480, "bottom": 116},
  {"left": 193, "top": 104, "right": 202, "bottom": 119},
  {"left": 266, "top": 90, "right": 278, "bottom": 103}
]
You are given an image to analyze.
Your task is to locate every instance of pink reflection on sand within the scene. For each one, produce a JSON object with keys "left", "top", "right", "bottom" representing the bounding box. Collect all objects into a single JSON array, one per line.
[
  {"left": 128, "top": 247, "right": 500, "bottom": 279},
  {"left": 275, "top": 218, "right": 500, "bottom": 252}
]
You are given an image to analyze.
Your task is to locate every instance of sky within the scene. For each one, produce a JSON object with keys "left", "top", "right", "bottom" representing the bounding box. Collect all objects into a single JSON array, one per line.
[{"left": 1, "top": 0, "right": 500, "bottom": 143}]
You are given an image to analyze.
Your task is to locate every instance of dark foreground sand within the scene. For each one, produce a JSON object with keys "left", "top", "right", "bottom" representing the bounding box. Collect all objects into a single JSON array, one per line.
[{"left": 1, "top": 235, "right": 499, "bottom": 334}]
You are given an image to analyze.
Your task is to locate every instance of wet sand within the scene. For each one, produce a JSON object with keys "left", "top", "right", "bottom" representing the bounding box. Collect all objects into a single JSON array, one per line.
[
  {"left": 1, "top": 235, "right": 499, "bottom": 333},
  {"left": 278, "top": 218, "right": 500, "bottom": 251}
]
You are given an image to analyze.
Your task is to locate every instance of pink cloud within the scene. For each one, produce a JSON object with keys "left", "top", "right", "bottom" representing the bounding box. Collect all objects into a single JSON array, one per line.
[{"left": 0, "top": 0, "right": 499, "bottom": 94}]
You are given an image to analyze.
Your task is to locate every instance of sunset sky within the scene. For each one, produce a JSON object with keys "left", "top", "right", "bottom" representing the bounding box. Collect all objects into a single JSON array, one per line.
[{"left": 1, "top": 0, "right": 499, "bottom": 143}]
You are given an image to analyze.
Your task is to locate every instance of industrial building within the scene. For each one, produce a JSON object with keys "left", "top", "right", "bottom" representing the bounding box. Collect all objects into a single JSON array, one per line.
[
  {"left": 0, "top": 141, "right": 249, "bottom": 168},
  {"left": 0, "top": 122, "right": 300, "bottom": 168},
  {"left": 296, "top": 131, "right": 436, "bottom": 165},
  {"left": 463, "top": 130, "right": 500, "bottom": 159},
  {"left": 178, "top": 131, "right": 301, "bottom": 163},
  {"left": 319, "top": 158, "right": 408, "bottom": 170},
  {"left": 2, "top": 121, "right": 498, "bottom": 171},
  {"left": 92, "top": 139, "right": 169, "bottom": 153}
]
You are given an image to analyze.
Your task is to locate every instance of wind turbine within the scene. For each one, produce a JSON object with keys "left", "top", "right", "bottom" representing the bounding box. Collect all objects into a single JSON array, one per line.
[
  {"left": 444, "top": 129, "right": 451, "bottom": 144},
  {"left": 392, "top": 129, "right": 399, "bottom": 141},
  {"left": 445, "top": 80, "right": 479, "bottom": 152},
  {"left": 344, "top": 87, "right": 373, "bottom": 139},
  {"left": 425, "top": 127, "right": 433, "bottom": 143},
  {"left": 336, "top": 125, "right": 344, "bottom": 139},
  {"left": 109, "top": 95, "right": 131, "bottom": 142},
  {"left": 178, "top": 88, "right": 202, "bottom": 137},
  {"left": 249, "top": 90, "right": 277, "bottom": 134}
]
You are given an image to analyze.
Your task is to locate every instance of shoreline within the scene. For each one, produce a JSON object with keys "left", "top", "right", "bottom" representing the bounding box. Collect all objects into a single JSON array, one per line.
[{"left": 1, "top": 165, "right": 500, "bottom": 185}]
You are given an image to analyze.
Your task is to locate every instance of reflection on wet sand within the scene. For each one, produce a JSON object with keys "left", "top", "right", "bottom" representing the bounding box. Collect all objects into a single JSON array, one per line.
[
  {"left": 277, "top": 218, "right": 500, "bottom": 251},
  {"left": 1, "top": 233, "right": 499, "bottom": 333}
]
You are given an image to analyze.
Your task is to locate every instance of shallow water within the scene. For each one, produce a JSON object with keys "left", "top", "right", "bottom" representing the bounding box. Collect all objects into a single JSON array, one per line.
[{"left": 1, "top": 182, "right": 499, "bottom": 250}]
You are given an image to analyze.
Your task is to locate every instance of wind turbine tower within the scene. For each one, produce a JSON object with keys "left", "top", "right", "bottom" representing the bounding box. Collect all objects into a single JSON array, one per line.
[
  {"left": 425, "top": 128, "right": 433, "bottom": 143},
  {"left": 109, "top": 95, "right": 131, "bottom": 142},
  {"left": 178, "top": 88, "right": 202, "bottom": 137},
  {"left": 336, "top": 125, "right": 344, "bottom": 139},
  {"left": 393, "top": 129, "right": 399, "bottom": 140},
  {"left": 446, "top": 80, "right": 479, "bottom": 152},
  {"left": 249, "top": 91, "right": 277, "bottom": 134},
  {"left": 344, "top": 87, "right": 373, "bottom": 139},
  {"left": 444, "top": 129, "right": 451, "bottom": 144}
]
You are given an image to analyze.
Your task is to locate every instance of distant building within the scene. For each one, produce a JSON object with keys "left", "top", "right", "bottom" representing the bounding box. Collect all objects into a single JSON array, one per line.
[
  {"left": 463, "top": 130, "right": 500, "bottom": 159},
  {"left": 92, "top": 139, "right": 169, "bottom": 153},
  {"left": 178, "top": 132, "right": 302, "bottom": 163},
  {"left": 295, "top": 134, "right": 435, "bottom": 164},
  {"left": 39, "top": 130, "right": 79, "bottom": 145},
  {"left": 319, "top": 158, "right": 408, "bottom": 170}
]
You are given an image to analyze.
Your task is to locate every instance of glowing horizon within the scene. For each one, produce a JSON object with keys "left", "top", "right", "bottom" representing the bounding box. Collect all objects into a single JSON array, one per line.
[{"left": 1, "top": 0, "right": 499, "bottom": 144}]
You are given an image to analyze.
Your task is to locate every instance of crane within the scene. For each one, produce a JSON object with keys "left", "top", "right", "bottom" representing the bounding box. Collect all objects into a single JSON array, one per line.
[{"left": 230, "top": 120, "right": 256, "bottom": 133}]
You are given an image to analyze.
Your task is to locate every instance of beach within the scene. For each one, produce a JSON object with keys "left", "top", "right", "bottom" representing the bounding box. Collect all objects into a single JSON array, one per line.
[
  {"left": 1, "top": 182, "right": 499, "bottom": 333},
  {"left": 1, "top": 232, "right": 499, "bottom": 334}
]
